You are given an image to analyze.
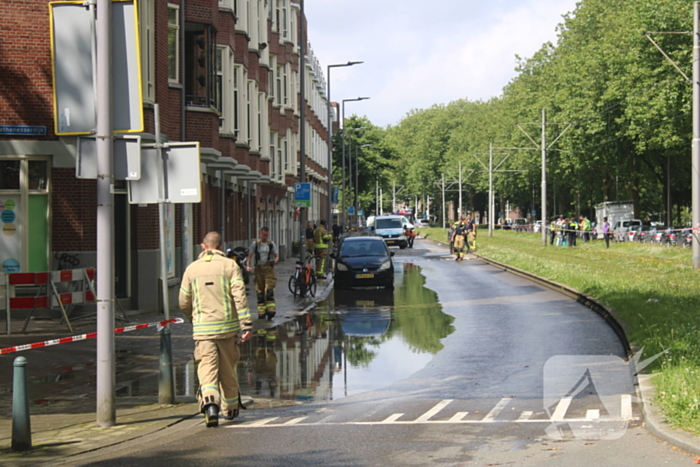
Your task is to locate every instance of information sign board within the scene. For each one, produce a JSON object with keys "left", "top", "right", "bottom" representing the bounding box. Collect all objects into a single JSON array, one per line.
[{"left": 294, "top": 183, "right": 311, "bottom": 208}]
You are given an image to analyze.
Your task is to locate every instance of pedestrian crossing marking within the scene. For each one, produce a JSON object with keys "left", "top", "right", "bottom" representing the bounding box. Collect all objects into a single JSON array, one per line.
[
  {"left": 482, "top": 397, "right": 511, "bottom": 422},
  {"left": 449, "top": 411, "right": 469, "bottom": 422},
  {"left": 283, "top": 417, "right": 308, "bottom": 425},
  {"left": 248, "top": 417, "right": 278, "bottom": 426},
  {"left": 380, "top": 413, "right": 404, "bottom": 423},
  {"left": 621, "top": 394, "right": 632, "bottom": 420},
  {"left": 228, "top": 395, "right": 639, "bottom": 429},
  {"left": 551, "top": 396, "right": 572, "bottom": 421},
  {"left": 415, "top": 399, "right": 452, "bottom": 422}
]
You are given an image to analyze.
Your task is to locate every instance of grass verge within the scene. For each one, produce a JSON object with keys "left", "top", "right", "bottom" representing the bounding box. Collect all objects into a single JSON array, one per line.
[{"left": 417, "top": 226, "right": 700, "bottom": 435}]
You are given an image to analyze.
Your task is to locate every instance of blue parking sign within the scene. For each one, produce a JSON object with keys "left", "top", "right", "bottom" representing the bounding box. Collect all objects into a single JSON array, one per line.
[{"left": 294, "top": 183, "right": 311, "bottom": 208}]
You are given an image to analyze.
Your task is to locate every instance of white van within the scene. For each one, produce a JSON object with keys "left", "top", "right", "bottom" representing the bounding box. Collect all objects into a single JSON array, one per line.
[{"left": 370, "top": 215, "right": 408, "bottom": 249}]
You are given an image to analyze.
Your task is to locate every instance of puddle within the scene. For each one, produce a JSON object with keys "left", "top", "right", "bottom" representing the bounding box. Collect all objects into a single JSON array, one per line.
[{"left": 114, "top": 263, "right": 454, "bottom": 402}]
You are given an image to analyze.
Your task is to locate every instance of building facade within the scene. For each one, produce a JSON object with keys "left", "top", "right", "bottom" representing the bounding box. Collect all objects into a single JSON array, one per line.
[{"left": 0, "top": 0, "right": 330, "bottom": 313}]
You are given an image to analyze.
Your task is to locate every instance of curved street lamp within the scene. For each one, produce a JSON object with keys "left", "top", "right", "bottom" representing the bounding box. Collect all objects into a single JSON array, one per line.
[
  {"left": 326, "top": 62, "right": 363, "bottom": 226},
  {"left": 341, "top": 97, "right": 370, "bottom": 228}
]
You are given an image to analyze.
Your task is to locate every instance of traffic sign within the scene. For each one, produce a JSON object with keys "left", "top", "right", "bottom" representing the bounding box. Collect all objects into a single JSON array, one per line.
[
  {"left": 294, "top": 183, "right": 311, "bottom": 208},
  {"left": 127, "top": 142, "right": 201, "bottom": 204},
  {"left": 358, "top": 210, "right": 364, "bottom": 216},
  {"left": 348, "top": 206, "right": 355, "bottom": 215}
]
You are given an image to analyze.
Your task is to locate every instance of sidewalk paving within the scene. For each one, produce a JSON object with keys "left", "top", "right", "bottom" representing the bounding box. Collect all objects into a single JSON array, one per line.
[{"left": 0, "top": 254, "right": 333, "bottom": 466}]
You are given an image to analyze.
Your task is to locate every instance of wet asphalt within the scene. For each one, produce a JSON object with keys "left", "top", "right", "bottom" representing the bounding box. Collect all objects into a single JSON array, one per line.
[{"left": 8, "top": 238, "right": 697, "bottom": 466}]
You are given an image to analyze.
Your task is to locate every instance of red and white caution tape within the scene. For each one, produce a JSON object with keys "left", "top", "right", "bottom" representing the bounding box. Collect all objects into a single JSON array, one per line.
[{"left": 0, "top": 318, "right": 185, "bottom": 355}]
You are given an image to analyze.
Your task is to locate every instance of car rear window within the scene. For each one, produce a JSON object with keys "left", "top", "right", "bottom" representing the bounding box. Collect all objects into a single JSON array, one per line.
[
  {"left": 340, "top": 240, "right": 387, "bottom": 257},
  {"left": 376, "top": 219, "right": 403, "bottom": 229}
]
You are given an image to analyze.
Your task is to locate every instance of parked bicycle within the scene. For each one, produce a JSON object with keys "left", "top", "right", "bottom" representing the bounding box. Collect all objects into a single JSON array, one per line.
[{"left": 288, "top": 260, "right": 317, "bottom": 298}]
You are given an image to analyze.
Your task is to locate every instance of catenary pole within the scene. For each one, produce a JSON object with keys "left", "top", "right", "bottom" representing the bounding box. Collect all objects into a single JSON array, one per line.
[
  {"left": 489, "top": 143, "right": 494, "bottom": 237},
  {"left": 693, "top": 2, "right": 700, "bottom": 269},
  {"left": 541, "top": 108, "right": 547, "bottom": 246},
  {"left": 441, "top": 174, "right": 446, "bottom": 229},
  {"left": 96, "top": 0, "right": 115, "bottom": 427},
  {"left": 458, "top": 161, "right": 462, "bottom": 219}
]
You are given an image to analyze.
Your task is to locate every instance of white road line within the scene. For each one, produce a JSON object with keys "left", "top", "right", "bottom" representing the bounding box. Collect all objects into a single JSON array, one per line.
[
  {"left": 283, "top": 417, "right": 308, "bottom": 425},
  {"left": 482, "top": 397, "right": 512, "bottom": 422},
  {"left": 517, "top": 411, "right": 534, "bottom": 421},
  {"left": 621, "top": 394, "right": 632, "bottom": 420},
  {"left": 381, "top": 413, "right": 404, "bottom": 423},
  {"left": 247, "top": 417, "right": 279, "bottom": 427},
  {"left": 449, "top": 411, "right": 469, "bottom": 422},
  {"left": 550, "top": 397, "right": 572, "bottom": 422},
  {"left": 586, "top": 409, "right": 600, "bottom": 420},
  {"left": 415, "top": 399, "right": 453, "bottom": 422}
]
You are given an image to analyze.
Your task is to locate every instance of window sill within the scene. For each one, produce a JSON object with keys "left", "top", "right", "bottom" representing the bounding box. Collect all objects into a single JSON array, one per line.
[{"left": 168, "top": 82, "right": 183, "bottom": 89}]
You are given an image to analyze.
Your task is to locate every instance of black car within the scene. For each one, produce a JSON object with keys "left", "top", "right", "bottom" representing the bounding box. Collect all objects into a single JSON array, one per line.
[{"left": 331, "top": 236, "right": 395, "bottom": 289}]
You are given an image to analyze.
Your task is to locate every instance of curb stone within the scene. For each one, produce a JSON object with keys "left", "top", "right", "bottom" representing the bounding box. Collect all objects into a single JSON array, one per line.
[{"left": 419, "top": 234, "right": 700, "bottom": 455}]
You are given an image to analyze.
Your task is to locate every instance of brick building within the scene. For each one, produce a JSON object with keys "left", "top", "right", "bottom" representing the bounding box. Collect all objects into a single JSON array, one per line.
[{"left": 0, "top": 0, "right": 330, "bottom": 313}]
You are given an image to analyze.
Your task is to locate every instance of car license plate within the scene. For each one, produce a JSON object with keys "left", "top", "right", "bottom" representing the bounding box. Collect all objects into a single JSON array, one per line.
[
  {"left": 386, "top": 240, "right": 396, "bottom": 244},
  {"left": 356, "top": 300, "right": 374, "bottom": 306},
  {"left": 356, "top": 273, "right": 374, "bottom": 279}
]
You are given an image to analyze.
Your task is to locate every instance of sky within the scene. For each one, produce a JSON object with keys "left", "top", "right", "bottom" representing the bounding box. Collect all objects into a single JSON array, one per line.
[{"left": 304, "top": 0, "right": 580, "bottom": 128}]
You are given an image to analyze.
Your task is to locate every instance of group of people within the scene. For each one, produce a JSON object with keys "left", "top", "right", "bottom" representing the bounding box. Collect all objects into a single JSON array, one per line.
[
  {"left": 449, "top": 217, "right": 477, "bottom": 261},
  {"left": 547, "top": 215, "right": 594, "bottom": 247}
]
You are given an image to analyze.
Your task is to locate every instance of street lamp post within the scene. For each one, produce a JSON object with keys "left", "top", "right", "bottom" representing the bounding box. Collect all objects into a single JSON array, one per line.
[
  {"left": 341, "top": 97, "right": 369, "bottom": 228},
  {"left": 326, "top": 62, "right": 363, "bottom": 227},
  {"left": 355, "top": 143, "right": 374, "bottom": 225}
]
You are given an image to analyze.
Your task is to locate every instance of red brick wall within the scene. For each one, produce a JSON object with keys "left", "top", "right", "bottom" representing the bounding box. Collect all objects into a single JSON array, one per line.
[
  {"left": 0, "top": 1, "right": 56, "bottom": 139},
  {"left": 52, "top": 169, "right": 96, "bottom": 251}
]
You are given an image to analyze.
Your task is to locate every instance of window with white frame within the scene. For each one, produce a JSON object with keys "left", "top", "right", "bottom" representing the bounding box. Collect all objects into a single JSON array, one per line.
[
  {"left": 246, "top": 80, "right": 254, "bottom": 147},
  {"left": 139, "top": 0, "right": 155, "bottom": 102},
  {"left": 257, "top": 91, "right": 263, "bottom": 151},
  {"left": 269, "top": 56, "right": 276, "bottom": 102},
  {"left": 167, "top": 4, "right": 179, "bottom": 83},
  {"left": 217, "top": 46, "right": 235, "bottom": 134},
  {"left": 270, "top": 131, "right": 276, "bottom": 179}
]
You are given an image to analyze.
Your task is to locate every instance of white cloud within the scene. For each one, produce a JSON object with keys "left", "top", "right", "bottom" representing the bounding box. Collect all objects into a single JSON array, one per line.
[{"left": 305, "top": 0, "right": 579, "bottom": 127}]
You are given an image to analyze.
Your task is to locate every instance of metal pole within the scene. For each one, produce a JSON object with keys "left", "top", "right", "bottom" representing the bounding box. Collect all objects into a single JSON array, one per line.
[
  {"left": 541, "top": 108, "right": 547, "bottom": 246},
  {"left": 392, "top": 180, "right": 396, "bottom": 214},
  {"left": 341, "top": 103, "right": 346, "bottom": 230},
  {"left": 96, "top": 0, "right": 115, "bottom": 427},
  {"left": 441, "top": 174, "right": 446, "bottom": 229},
  {"left": 299, "top": 0, "right": 307, "bottom": 263},
  {"left": 155, "top": 104, "right": 175, "bottom": 405},
  {"left": 693, "top": 1, "right": 700, "bottom": 269},
  {"left": 12, "top": 356, "right": 31, "bottom": 451},
  {"left": 327, "top": 67, "right": 333, "bottom": 227},
  {"left": 458, "top": 161, "right": 462, "bottom": 219},
  {"left": 354, "top": 143, "right": 359, "bottom": 226},
  {"left": 489, "top": 143, "right": 494, "bottom": 237},
  {"left": 375, "top": 178, "right": 378, "bottom": 215}
]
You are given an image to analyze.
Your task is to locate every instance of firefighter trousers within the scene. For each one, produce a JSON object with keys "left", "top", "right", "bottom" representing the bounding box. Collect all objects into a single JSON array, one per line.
[
  {"left": 195, "top": 336, "right": 240, "bottom": 412},
  {"left": 315, "top": 247, "right": 328, "bottom": 275},
  {"left": 254, "top": 264, "right": 276, "bottom": 316}
]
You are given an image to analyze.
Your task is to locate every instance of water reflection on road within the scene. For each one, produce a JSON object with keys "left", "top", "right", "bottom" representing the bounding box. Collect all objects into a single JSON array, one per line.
[{"left": 236, "top": 263, "right": 455, "bottom": 402}]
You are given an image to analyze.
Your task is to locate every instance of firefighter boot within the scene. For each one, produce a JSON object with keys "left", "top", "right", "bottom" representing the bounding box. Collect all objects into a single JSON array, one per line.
[
  {"left": 223, "top": 392, "right": 247, "bottom": 421},
  {"left": 257, "top": 292, "right": 266, "bottom": 319},
  {"left": 203, "top": 403, "right": 220, "bottom": 428},
  {"left": 265, "top": 288, "right": 276, "bottom": 320}
]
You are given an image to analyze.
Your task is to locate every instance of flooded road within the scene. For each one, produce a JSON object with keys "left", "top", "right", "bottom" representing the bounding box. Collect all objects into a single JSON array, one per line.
[{"left": 237, "top": 263, "right": 454, "bottom": 402}]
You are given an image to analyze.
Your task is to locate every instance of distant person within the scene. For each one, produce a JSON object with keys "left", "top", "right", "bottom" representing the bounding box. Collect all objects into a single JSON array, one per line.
[
  {"left": 179, "top": 231, "right": 252, "bottom": 427},
  {"left": 313, "top": 220, "right": 332, "bottom": 278},
  {"left": 404, "top": 225, "right": 416, "bottom": 248},
  {"left": 305, "top": 221, "right": 315, "bottom": 257},
  {"left": 246, "top": 226, "right": 279, "bottom": 320},
  {"left": 332, "top": 222, "right": 340, "bottom": 244},
  {"left": 603, "top": 216, "right": 611, "bottom": 248},
  {"left": 451, "top": 219, "right": 468, "bottom": 261}
]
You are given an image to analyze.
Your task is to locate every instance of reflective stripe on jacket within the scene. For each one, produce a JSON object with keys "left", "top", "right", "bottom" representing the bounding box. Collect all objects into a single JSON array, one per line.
[
  {"left": 313, "top": 226, "right": 331, "bottom": 248},
  {"left": 179, "top": 249, "right": 252, "bottom": 340}
]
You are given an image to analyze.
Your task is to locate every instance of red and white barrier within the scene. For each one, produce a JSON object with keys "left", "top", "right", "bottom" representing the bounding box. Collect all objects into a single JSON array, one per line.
[
  {"left": 0, "top": 318, "right": 185, "bottom": 355},
  {"left": 2, "top": 268, "right": 97, "bottom": 335}
]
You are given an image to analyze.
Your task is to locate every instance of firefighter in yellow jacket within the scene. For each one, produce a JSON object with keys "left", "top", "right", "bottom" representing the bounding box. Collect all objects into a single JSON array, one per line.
[
  {"left": 313, "top": 219, "right": 332, "bottom": 279},
  {"left": 179, "top": 231, "right": 252, "bottom": 428}
]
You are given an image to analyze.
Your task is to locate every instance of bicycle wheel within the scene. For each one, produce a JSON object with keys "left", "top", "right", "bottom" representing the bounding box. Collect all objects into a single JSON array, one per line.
[
  {"left": 307, "top": 273, "right": 317, "bottom": 297},
  {"left": 288, "top": 273, "right": 299, "bottom": 296}
]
